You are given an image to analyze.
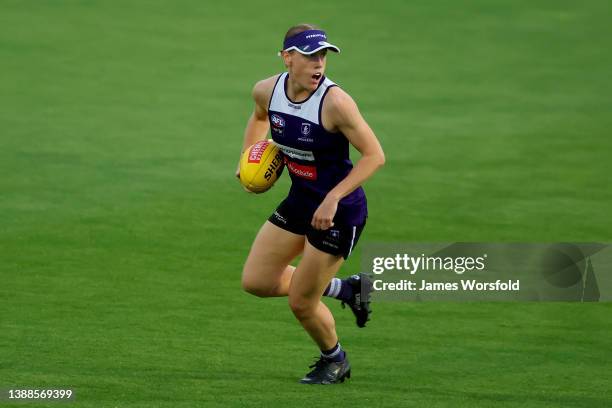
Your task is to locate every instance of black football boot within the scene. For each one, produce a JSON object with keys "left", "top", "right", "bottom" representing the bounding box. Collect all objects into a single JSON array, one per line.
[
  {"left": 341, "top": 273, "right": 373, "bottom": 328},
  {"left": 299, "top": 356, "right": 351, "bottom": 384}
]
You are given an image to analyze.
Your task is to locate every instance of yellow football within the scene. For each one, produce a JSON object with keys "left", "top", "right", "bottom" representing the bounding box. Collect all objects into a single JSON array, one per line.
[{"left": 239, "top": 139, "right": 284, "bottom": 193}]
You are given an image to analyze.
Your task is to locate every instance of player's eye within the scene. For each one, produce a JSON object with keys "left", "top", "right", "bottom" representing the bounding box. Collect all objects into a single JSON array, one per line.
[{"left": 309, "top": 51, "right": 326, "bottom": 60}]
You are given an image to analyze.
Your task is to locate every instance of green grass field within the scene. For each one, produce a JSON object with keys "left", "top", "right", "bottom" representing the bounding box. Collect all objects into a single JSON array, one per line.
[{"left": 2, "top": 1, "right": 612, "bottom": 406}]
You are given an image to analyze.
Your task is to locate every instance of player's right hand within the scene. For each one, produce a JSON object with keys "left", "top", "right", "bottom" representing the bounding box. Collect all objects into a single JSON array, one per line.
[{"left": 235, "top": 161, "right": 254, "bottom": 193}]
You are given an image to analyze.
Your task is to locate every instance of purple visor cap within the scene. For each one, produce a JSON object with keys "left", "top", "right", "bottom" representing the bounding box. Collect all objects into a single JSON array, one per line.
[{"left": 281, "top": 29, "right": 341, "bottom": 55}]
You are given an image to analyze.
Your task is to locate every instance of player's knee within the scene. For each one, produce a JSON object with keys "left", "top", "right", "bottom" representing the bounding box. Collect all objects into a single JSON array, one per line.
[
  {"left": 288, "top": 295, "right": 316, "bottom": 320},
  {"left": 241, "top": 270, "right": 276, "bottom": 298},
  {"left": 241, "top": 276, "right": 267, "bottom": 297}
]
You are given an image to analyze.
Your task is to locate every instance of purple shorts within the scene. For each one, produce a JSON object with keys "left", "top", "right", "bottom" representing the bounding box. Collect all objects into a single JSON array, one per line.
[{"left": 268, "top": 197, "right": 366, "bottom": 259}]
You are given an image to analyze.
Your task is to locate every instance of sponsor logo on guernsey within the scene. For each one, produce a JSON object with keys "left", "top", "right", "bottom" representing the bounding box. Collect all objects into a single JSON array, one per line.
[
  {"left": 300, "top": 123, "right": 311, "bottom": 136},
  {"left": 286, "top": 160, "right": 317, "bottom": 180},
  {"left": 274, "top": 142, "right": 315, "bottom": 162},
  {"left": 287, "top": 102, "right": 302, "bottom": 110}
]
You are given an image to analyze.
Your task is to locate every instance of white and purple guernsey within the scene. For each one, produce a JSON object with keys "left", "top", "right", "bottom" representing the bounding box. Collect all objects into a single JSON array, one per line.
[{"left": 268, "top": 72, "right": 367, "bottom": 225}]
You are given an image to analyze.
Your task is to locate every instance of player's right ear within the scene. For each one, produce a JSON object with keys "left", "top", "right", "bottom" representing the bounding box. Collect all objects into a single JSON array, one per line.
[{"left": 280, "top": 50, "right": 292, "bottom": 68}]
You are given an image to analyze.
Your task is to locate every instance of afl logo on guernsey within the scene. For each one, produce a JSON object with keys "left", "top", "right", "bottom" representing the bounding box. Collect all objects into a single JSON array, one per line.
[{"left": 271, "top": 114, "right": 285, "bottom": 129}]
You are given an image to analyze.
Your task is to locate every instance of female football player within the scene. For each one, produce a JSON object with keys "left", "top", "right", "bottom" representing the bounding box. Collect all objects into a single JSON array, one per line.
[{"left": 236, "top": 24, "right": 385, "bottom": 384}]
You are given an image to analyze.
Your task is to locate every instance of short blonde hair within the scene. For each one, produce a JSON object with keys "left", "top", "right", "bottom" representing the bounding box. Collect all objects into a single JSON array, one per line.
[{"left": 284, "top": 23, "right": 321, "bottom": 42}]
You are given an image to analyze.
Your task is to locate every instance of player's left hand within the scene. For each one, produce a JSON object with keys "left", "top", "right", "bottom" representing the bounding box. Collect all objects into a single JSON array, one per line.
[{"left": 311, "top": 195, "right": 338, "bottom": 230}]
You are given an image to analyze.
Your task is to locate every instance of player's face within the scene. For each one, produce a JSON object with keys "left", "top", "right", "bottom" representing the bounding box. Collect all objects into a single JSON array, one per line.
[{"left": 285, "top": 49, "right": 327, "bottom": 92}]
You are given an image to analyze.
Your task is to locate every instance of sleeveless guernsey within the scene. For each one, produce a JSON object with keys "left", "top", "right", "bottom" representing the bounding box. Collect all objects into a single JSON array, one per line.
[{"left": 268, "top": 72, "right": 367, "bottom": 225}]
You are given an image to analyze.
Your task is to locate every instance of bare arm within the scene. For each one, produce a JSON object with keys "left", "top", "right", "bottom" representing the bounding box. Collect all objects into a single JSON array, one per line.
[
  {"left": 235, "top": 76, "right": 277, "bottom": 178},
  {"left": 311, "top": 87, "right": 385, "bottom": 230}
]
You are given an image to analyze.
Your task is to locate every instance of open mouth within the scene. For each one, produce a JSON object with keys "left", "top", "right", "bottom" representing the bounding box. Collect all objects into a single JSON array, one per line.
[{"left": 312, "top": 72, "right": 322, "bottom": 81}]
